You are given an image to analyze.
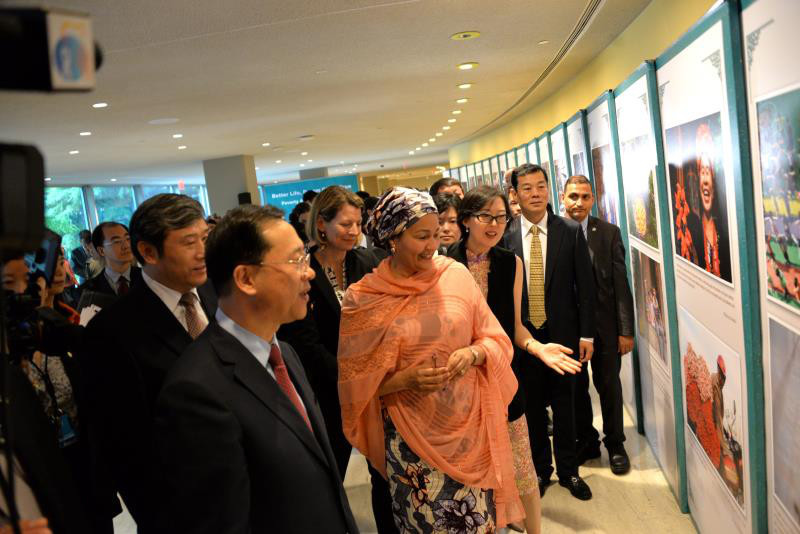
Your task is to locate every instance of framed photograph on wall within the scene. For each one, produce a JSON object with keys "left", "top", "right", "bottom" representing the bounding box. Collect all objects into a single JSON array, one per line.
[{"left": 588, "top": 94, "right": 622, "bottom": 226}]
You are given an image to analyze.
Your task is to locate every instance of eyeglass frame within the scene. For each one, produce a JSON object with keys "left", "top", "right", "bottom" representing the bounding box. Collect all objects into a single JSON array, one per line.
[
  {"left": 102, "top": 236, "right": 132, "bottom": 247},
  {"left": 473, "top": 212, "right": 511, "bottom": 225},
  {"left": 246, "top": 252, "right": 311, "bottom": 273}
]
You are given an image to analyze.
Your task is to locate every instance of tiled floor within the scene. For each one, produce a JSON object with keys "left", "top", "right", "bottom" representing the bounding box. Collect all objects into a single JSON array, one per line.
[{"left": 114, "top": 386, "right": 697, "bottom": 533}]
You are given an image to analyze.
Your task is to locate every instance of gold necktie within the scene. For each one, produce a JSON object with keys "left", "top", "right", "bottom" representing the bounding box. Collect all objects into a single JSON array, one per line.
[
  {"left": 528, "top": 224, "right": 546, "bottom": 328},
  {"left": 179, "top": 292, "right": 207, "bottom": 340}
]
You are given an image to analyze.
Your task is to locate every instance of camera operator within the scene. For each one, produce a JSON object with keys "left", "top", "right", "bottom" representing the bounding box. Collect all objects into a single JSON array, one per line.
[{"left": 1, "top": 249, "right": 114, "bottom": 534}]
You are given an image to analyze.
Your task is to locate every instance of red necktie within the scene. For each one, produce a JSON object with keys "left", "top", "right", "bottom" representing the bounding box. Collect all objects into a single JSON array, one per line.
[
  {"left": 117, "top": 276, "right": 129, "bottom": 296},
  {"left": 269, "top": 344, "right": 312, "bottom": 431}
]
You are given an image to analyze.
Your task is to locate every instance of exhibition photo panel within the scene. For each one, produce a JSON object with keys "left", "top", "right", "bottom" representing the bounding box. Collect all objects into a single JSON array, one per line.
[
  {"left": 744, "top": 0, "right": 800, "bottom": 532},
  {"left": 588, "top": 96, "right": 622, "bottom": 226},
  {"left": 551, "top": 125, "right": 569, "bottom": 215},
  {"left": 567, "top": 114, "right": 590, "bottom": 179}
]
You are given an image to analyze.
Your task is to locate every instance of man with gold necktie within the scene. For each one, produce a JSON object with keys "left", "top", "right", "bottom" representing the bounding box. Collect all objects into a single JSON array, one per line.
[{"left": 502, "top": 163, "right": 596, "bottom": 501}]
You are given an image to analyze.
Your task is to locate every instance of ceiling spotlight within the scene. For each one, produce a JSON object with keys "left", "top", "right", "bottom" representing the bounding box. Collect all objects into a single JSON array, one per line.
[
  {"left": 110, "top": 178, "right": 118, "bottom": 182},
  {"left": 458, "top": 83, "right": 472, "bottom": 90},
  {"left": 69, "top": 150, "right": 79, "bottom": 155},
  {"left": 173, "top": 134, "right": 183, "bottom": 139},
  {"left": 308, "top": 159, "right": 313, "bottom": 162},
  {"left": 458, "top": 62, "right": 479, "bottom": 71},
  {"left": 300, "top": 163, "right": 305, "bottom": 167},
  {"left": 275, "top": 159, "right": 282, "bottom": 163},
  {"left": 416, "top": 147, "right": 421, "bottom": 151},
  {"left": 443, "top": 126, "right": 451, "bottom": 130},
  {"left": 456, "top": 98, "right": 468, "bottom": 104},
  {"left": 92, "top": 102, "right": 108, "bottom": 108},
  {"left": 409, "top": 151, "right": 415, "bottom": 155},
  {"left": 44, "top": 177, "right": 52, "bottom": 182},
  {"left": 450, "top": 30, "right": 481, "bottom": 41},
  {"left": 178, "top": 145, "right": 187, "bottom": 150},
  {"left": 538, "top": 40, "right": 550, "bottom": 45},
  {"left": 436, "top": 132, "right": 443, "bottom": 137},
  {"left": 301, "top": 151, "right": 308, "bottom": 156},
  {"left": 79, "top": 131, "right": 92, "bottom": 136},
  {"left": 261, "top": 142, "right": 271, "bottom": 147},
  {"left": 452, "top": 110, "right": 462, "bottom": 115},
  {"left": 422, "top": 143, "right": 429, "bottom": 147},
  {"left": 429, "top": 138, "right": 436, "bottom": 142},
  {"left": 448, "top": 118, "right": 457, "bottom": 123}
]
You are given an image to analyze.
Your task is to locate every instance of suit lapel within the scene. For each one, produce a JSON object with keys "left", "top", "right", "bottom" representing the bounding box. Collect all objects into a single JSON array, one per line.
[
  {"left": 137, "top": 284, "right": 193, "bottom": 357},
  {"left": 545, "top": 214, "right": 564, "bottom": 292},
  {"left": 210, "top": 325, "right": 330, "bottom": 467},
  {"left": 311, "top": 253, "right": 341, "bottom": 318},
  {"left": 587, "top": 217, "right": 599, "bottom": 263}
]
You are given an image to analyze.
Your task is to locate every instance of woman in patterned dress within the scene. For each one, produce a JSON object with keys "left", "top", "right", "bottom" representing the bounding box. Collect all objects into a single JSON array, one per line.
[{"left": 338, "top": 187, "right": 524, "bottom": 533}]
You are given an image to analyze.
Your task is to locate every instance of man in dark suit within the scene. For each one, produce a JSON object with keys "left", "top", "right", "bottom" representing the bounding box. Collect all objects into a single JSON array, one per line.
[
  {"left": 69, "top": 230, "right": 92, "bottom": 284},
  {"left": 78, "top": 222, "right": 142, "bottom": 310},
  {"left": 562, "top": 175, "right": 635, "bottom": 475},
  {"left": 155, "top": 205, "right": 358, "bottom": 533},
  {"left": 502, "top": 163, "right": 596, "bottom": 500},
  {"left": 82, "top": 194, "right": 215, "bottom": 532}
]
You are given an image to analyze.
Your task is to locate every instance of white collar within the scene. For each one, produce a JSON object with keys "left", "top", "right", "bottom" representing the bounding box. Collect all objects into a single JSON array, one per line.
[
  {"left": 141, "top": 270, "right": 201, "bottom": 315},
  {"left": 521, "top": 211, "right": 548, "bottom": 236}
]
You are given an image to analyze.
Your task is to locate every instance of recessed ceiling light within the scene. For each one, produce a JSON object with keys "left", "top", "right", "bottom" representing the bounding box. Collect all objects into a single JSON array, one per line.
[
  {"left": 308, "top": 159, "right": 313, "bottom": 162},
  {"left": 456, "top": 98, "right": 469, "bottom": 104},
  {"left": 458, "top": 83, "right": 472, "bottom": 90},
  {"left": 69, "top": 150, "right": 79, "bottom": 155},
  {"left": 458, "top": 62, "right": 479, "bottom": 70},
  {"left": 415, "top": 147, "right": 421, "bottom": 151},
  {"left": 409, "top": 151, "right": 415, "bottom": 155},
  {"left": 110, "top": 178, "right": 118, "bottom": 182},
  {"left": 301, "top": 151, "right": 308, "bottom": 156},
  {"left": 178, "top": 145, "right": 187, "bottom": 150},
  {"left": 300, "top": 163, "right": 305, "bottom": 167},
  {"left": 450, "top": 30, "right": 481, "bottom": 41},
  {"left": 173, "top": 134, "right": 183, "bottom": 139},
  {"left": 261, "top": 142, "right": 270, "bottom": 147},
  {"left": 436, "top": 132, "right": 443, "bottom": 137},
  {"left": 538, "top": 40, "right": 550, "bottom": 45},
  {"left": 422, "top": 143, "right": 429, "bottom": 147},
  {"left": 92, "top": 102, "right": 108, "bottom": 108},
  {"left": 79, "top": 131, "right": 92, "bottom": 136},
  {"left": 429, "top": 138, "right": 436, "bottom": 142},
  {"left": 452, "top": 110, "right": 462, "bottom": 115},
  {"left": 44, "top": 177, "right": 52, "bottom": 182},
  {"left": 448, "top": 118, "right": 457, "bottom": 123},
  {"left": 275, "top": 159, "right": 282, "bottom": 163}
]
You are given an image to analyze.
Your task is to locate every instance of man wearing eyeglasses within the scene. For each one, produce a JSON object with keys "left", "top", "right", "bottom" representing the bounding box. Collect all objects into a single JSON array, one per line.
[
  {"left": 78, "top": 222, "right": 143, "bottom": 304},
  {"left": 154, "top": 204, "right": 358, "bottom": 533}
]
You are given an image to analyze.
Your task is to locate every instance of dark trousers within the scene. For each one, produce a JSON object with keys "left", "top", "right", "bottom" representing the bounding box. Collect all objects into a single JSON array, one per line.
[
  {"left": 575, "top": 335, "right": 626, "bottom": 451},
  {"left": 523, "top": 324, "right": 579, "bottom": 480},
  {"left": 319, "top": 387, "right": 398, "bottom": 534}
]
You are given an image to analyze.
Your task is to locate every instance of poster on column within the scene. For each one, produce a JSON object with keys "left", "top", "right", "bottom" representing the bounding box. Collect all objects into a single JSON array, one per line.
[
  {"left": 744, "top": 0, "right": 800, "bottom": 532},
  {"left": 537, "top": 136, "right": 551, "bottom": 181},
  {"left": 588, "top": 97, "right": 621, "bottom": 226},
  {"left": 567, "top": 115, "right": 589, "bottom": 178},
  {"left": 615, "top": 70, "right": 677, "bottom": 492},
  {"left": 527, "top": 141, "right": 539, "bottom": 166},
  {"left": 658, "top": 19, "right": 750, "bottom": 534},
  {"left": 516, "top": 146, "right": 528, "bottom": 166},
  {"left": 550, "top": 126, "right": 569, "bottom": 214},
  {"left": 482, "top": 160, "right": 492, "bottom": 187},
  {"left": 490, "top": 157, "right": 500, "bottom": 188}
]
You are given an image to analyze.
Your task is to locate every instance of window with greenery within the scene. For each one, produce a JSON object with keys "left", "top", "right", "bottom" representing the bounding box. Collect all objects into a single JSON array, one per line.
[
  {"left": 140, "top": 185, "right": 173, "bottom": 200},
  {"left": 181, "top": 185, "right": 208, "bottom": 215},
  {"left": 44, "top": 187, "right": 89, "bottom": 255},
  {"left": 92, "top": 186, "right": 136, "bottom": 226}
]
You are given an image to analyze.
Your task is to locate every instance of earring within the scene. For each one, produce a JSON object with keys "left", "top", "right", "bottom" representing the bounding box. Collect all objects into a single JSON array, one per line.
[
  {"left": 390, "top": 242, "right": 396, "bottom": 254},
  {"left": 319, "top": 230, "right": 327, "bottom": 241}
]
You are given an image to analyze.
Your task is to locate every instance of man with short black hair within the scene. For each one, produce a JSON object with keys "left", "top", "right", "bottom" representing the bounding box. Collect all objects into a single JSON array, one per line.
[
  {"left": 502, "top": 163, "right": 596, "bottom": 500},
  {"left": 70, "top": 229, "right": 93, "bottom": 283},
  {"left": 562, "top": 175, "right": 635, "bottom": 475},
  {"left": 156, "top": 205, "right": 357, "bottom": 533},
  {"left": 82, "top": 194, "right": 216, "bottom": 532},
  {"left": 79, "top": 222, "right": 142, "bottom": 303}
]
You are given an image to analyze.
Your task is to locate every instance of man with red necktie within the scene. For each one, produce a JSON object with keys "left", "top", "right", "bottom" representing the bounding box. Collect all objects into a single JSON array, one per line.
[{"left": 155, "top": 205, "right": 358, "bottom": 534}]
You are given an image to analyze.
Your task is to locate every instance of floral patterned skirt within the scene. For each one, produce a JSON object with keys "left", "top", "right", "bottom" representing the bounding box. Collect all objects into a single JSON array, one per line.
[
  {"left": 508, "top": 416, "right": 538, "bottom": 496},
  {"left": 384, "top": 415, "right": 496, "bottom": 534}
]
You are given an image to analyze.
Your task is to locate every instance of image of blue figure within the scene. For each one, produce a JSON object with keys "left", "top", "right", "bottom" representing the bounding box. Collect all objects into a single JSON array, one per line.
[{"left": 55, "top": 35, "right": 85, "bottom": 81}]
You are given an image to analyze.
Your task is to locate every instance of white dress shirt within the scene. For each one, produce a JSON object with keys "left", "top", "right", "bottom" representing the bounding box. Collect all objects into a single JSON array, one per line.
[
  {"left": 141, "top": 270, "right": 208, "bottom": 333},
  {"left": 215, "top": 308, "right": 307, "bottom": 412}
]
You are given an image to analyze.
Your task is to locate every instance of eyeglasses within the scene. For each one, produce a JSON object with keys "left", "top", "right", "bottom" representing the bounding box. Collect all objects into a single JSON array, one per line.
[
  {"left": 103, "top": 236, "right": 131, "bottom": 247},
  {"left": 474, "top": 213, "right": 511, "bottom": 225},
  {"left": 250, "top": 252, "right": 311, "bottom": 273}
]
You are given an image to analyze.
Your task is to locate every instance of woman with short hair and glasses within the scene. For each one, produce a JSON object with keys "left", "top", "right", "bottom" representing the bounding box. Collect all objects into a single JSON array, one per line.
[
  {"left": 276, "top": 185, "right": 394, "bottom": 532},
  {"left": 446, "top": 185, "right": 582, "bottom": 534}
]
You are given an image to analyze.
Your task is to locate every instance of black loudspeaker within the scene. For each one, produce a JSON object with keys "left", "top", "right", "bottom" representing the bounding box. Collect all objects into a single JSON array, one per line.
[
  {"left": 237, "top": 192, "right": 252, "bottom": 205},
  {"left": 0, "top": 144, "right": 44, "bottom": 257}
]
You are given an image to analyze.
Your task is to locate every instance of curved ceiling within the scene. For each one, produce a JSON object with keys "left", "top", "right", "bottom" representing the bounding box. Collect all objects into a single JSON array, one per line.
[{"left": 0, "top": 0, "right": 650, "bottom": 185}]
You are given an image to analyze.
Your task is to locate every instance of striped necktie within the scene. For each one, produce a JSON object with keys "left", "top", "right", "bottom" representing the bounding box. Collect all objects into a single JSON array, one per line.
[{"left": 528, "top": 224, "right": 546, "bottom": 328}]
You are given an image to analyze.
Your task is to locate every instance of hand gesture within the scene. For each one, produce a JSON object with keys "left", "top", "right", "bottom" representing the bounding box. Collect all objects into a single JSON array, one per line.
[
  {"left": 528, "top": 342, "right": 580, "bottom": 375},
  {"left": 446, "top": 348, "right": 474, "bottom": 380},
  {"left": 402, "top": 361, "right": 450, "bottom": 394}
]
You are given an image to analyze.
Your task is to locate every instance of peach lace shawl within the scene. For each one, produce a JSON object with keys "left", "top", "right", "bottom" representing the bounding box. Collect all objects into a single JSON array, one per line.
[{"left": 338, "top": 256, "right": 523, "bottom": 526}]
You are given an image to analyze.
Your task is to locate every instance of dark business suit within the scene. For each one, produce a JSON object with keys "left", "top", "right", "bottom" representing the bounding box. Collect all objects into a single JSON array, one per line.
[
  {"left": 70, "top": 246, "right": 90, "bottom": 283},
  {"left": 155, "top": 323, "right": 358, "bottom": 534},
  {"left": 3, "top": 363, "right": 91, "bottom": 534},
  {"left": 81, "top": 279, "right": 217, "bottom": 533},
  {"left": 278, "top": 246, "right": 395, "bottom": 533},
  {"left": 502, "top": 207, "right": 595, "bottom": 479},
  {"left": 79, "top": 266, "right": 143, "bottom": 297},
  {"left": 575, "top": 216, "right": 635, "bottom": 451}
]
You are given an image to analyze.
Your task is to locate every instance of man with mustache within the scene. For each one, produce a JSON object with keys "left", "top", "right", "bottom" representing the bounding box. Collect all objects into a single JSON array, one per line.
[
  {"left": 562, "top": 175, "right": 635, "bottom": 475},
  {"left": 155, "top": 205, "right": 358, "bottom": 533}
]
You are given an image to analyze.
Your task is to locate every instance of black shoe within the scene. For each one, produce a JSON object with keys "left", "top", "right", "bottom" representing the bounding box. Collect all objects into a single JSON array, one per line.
[
  {"left": 576, "top": 443, "right": 601, "bottom": 465},
  {"left": 559, "top": 475, "right": 592, "bottom": 500},
  {"left": 609, "top": 446, "right": 631, "bottom": 475},
  {"left": 537, "top": 475, "right": 552, "bottom": 497}
]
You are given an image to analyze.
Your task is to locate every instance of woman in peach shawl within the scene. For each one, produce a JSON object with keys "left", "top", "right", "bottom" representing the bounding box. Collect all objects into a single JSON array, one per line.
[{"left": 338, "top": 187, "right": 524, "bottom": 532}]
